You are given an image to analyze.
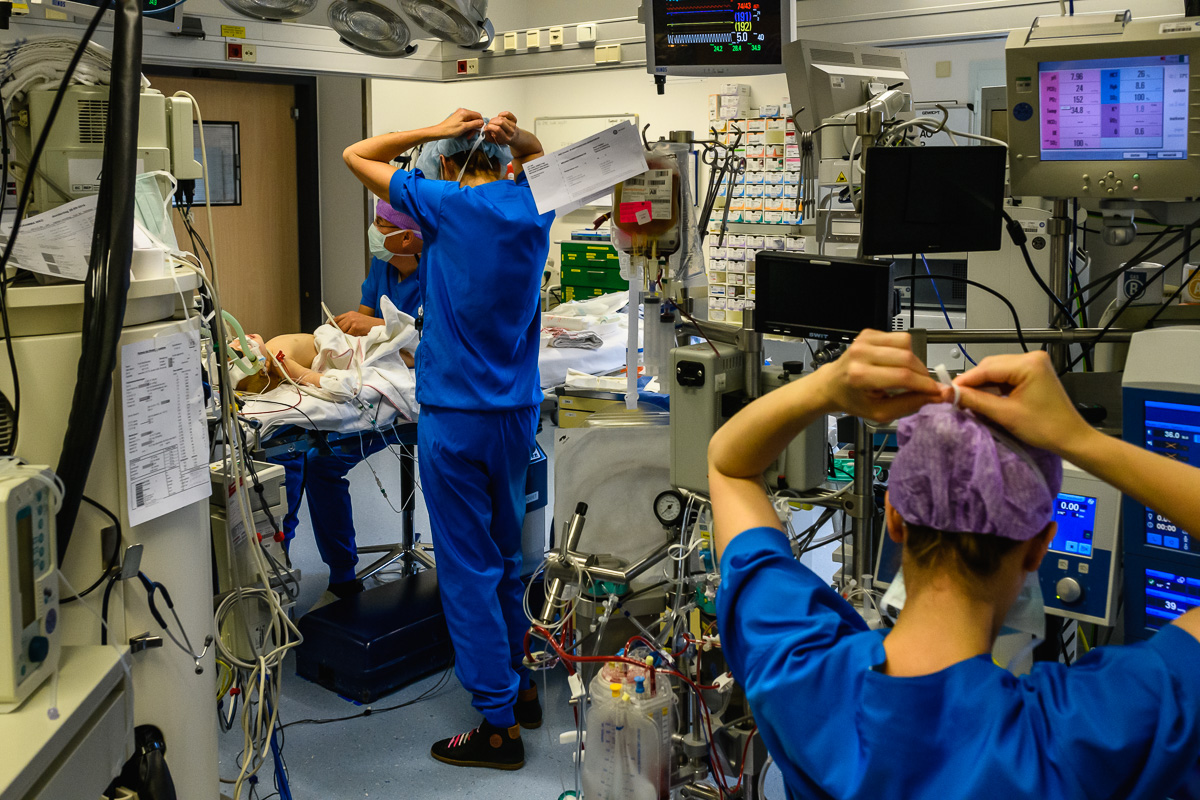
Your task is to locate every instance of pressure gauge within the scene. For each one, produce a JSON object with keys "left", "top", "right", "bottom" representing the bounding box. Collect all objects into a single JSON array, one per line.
[{"left": 653, "top": 489, "right": 685, "bottom": 527}]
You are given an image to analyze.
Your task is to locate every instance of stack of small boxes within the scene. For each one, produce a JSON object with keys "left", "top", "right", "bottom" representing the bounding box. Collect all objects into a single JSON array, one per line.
[{"left": 706, "top": 86, "right": 807, "bottom": 325}]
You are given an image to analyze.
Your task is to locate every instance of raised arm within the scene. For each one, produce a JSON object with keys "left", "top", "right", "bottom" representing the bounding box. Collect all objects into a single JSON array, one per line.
[
  {"left": 343, "top": 108, "right": 486, "bottom": 198},
  {"left": 483, "top": 111, "right": 544, "bottom": 177},
  {"left": 955, "top": 351, "right": 1200, "bottom": 641},
  {"left": 708, "top": 330, "right": 945, "bottom": 561}
]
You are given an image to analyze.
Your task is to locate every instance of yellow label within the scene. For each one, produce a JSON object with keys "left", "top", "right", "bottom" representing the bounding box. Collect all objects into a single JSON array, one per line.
[
  {"left": 45, "top": 7, "right": 68, "bottom": 19},
  {"left": 836, "top": 171, "right": 848, "bottom": 183},
  {"left": 13, "top": 3, "right": 28, "bottom": 13},
  {"left": 221, "top": 25, "right": 246, "bottom": 38}
]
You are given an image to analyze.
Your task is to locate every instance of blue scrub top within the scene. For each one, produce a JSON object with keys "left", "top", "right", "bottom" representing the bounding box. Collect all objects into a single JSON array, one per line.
[
  {"left": 360, "top": 255, "right": 421, "bottom": 319},
  {"left": 717, "top": 527, "right": 1200, "bottom": 800},
  {"left": 389, "top": 168, "right": 554, "bottom": 411}
]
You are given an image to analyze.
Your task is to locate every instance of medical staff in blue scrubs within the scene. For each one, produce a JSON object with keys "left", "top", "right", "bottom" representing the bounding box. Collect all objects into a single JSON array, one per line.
[
  {"left": 272, "top": 203, "right": 424, "bottom": 602},
  {"left": 343, "top": 108, "right": 552, "bottom": 771},
  {"left": 707, "top": 332, "right": 1200, "bottom": 799}
]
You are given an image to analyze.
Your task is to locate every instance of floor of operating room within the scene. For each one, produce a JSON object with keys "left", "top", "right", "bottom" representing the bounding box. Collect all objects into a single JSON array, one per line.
[{"left": 218, "top": 419, "right": 792, "bottom": 798}]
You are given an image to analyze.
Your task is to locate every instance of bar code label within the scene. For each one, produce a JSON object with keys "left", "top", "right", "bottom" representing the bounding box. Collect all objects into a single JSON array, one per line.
[{"left": 135, "top": 481, "right": 147, "bottom": 508}]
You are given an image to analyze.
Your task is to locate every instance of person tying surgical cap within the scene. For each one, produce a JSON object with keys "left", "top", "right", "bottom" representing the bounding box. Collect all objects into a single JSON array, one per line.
[
  {"left": 343, "top": 109, "right": 551, "bottom": 770},
  {"left": 708, "top": 331, "right": 1200, "bottom": 800},
  {"left": 335, "top": 200, "right": 423, "bottom": 336}
]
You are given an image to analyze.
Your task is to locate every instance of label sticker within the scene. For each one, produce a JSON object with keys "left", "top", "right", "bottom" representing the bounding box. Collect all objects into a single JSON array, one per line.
[
  {"left": 831, "top": 76, "right": 846, "bottom": 89},
  {"left": 1015, "top": 76, "right": 1033, "bottom": 93},
  {"left": 221, "top": 24, "right": 247, "bottom": 38},
  {"left": 621, "top": 169, "right": 672, "bottom": 221},
  {"left": 1161, "top": 22, "right": 1200, "bottom": 34},
  {"left": 68, "top": 157, "right": 145, "bottom": 194},
  {"left": 619, "top": 201, "right": 651, "bottom": 224},
  {"left": 836, "top": 171, "right": 847, "bottom": 183}
]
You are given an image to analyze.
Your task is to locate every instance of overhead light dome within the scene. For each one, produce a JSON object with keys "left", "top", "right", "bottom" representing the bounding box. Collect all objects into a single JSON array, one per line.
[
  {"left": 328, "top": 0, "right": 417, "bottom": 57},
  {"left": 217, "top": 0, "right": 317, "bottom": 21},
  {"left": 398, "top": 0, "right": 493, "bottom": 49}
]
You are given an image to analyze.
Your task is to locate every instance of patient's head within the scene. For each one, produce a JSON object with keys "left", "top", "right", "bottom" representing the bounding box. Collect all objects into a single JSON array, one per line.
[
  {"left": 885, "top": 404, "right": 1062, "bottom": 597},
  {"left": 372, "top": 200, "right": 423, "bottom": 259},
  {"left": 229, "top": 333, "right": 271, "bottom": 394}
]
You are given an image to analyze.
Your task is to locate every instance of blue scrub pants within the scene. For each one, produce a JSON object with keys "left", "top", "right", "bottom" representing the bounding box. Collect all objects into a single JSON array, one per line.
[
  {"left": 272, "top": 439, "right": 388, "bottom": 584},
  {"left": 418, "top": 404, "right": 537, "bottom": 730}
]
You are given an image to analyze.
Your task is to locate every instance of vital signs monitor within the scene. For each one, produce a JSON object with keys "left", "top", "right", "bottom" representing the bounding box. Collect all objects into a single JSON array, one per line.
[
  {"left": 645, "top": 0, "right": 797, "bottom": 77},
  {"left": 1005, "top": 14, "right": 1200, "bottom": 200}
]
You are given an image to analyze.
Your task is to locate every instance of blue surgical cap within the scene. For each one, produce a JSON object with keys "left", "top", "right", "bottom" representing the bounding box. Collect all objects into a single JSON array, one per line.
[{"left": 414, "top": 132, "right": 512, "bottom": 181}]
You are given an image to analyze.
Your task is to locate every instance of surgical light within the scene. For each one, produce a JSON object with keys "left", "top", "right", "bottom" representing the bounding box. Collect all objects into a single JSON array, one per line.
[
  {"left": 216, "top": 0, "right": 316, "bottom": 22},
  {"left": 399, "top": 0, "right": 493, "bottom": 49},
  {"left": 328, "top": 0, "right": 417, "bottom": 58}
]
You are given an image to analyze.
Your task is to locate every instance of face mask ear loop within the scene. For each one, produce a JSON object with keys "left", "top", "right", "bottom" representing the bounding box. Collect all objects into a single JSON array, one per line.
[{"left": 934, "top": 363, "right": 961, "bottom": 409}]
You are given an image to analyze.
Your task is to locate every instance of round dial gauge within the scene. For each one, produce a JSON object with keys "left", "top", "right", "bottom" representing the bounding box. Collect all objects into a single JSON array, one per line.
[{"left": 653, "top": 490, "right": 685, "bottom": 526}]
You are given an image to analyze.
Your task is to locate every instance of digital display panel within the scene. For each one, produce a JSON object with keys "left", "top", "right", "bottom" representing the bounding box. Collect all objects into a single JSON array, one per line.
[
  {"left": 1142, "top": 400, "right": 1198, "bottom": 554},
  {"left": 652, "top": 0, "right": 783, "bottom": 69},
  {"left": 1144, "top": 569, "right": 1200, "bottom": 630},
  {"left": 1049, "top": 492, "right": 1097, "bottom": 558},
  {"left": 17, "top": 509, "right": 33, "bottom": 630},
  {"left": 1039, "top": 55, "right": 1189, "bottom": 162},
  {"left": 754, "top": 252, "right": 894, "bottom": 343}
]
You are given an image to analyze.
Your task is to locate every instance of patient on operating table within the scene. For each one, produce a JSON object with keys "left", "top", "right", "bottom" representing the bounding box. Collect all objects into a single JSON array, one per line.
[{"left": 229, "top": 327, "right": 415, "bottom": 395}]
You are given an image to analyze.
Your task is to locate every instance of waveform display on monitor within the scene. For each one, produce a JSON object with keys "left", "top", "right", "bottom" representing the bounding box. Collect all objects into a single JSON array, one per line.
[{"left": 652, "top": 0, "right": 783, "bottom": 68}]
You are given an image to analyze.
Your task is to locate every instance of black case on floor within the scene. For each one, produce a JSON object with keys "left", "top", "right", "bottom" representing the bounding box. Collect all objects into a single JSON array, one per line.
[{"left": 296, "top": 569, "right": 453, "bottom": 703}]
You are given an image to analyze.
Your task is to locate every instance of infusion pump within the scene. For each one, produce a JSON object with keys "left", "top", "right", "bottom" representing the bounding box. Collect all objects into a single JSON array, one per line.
[{"left": 0, "top": 467, "right": 59, "bottom": 713}]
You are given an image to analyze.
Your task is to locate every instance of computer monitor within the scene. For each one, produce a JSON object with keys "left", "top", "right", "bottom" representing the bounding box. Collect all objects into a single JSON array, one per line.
[
  {"left": 783, "top": 39, "right": 912, "bottom": 131},
  {"left": 860, "top": 146, "right": 1008, "bottom": 257},
  {"left": 645, "top": 0, "right": 797, "bottom": 78},
  {"left": 1005, "top": 14, "right": 1200, "bottom": 200},
  {"left": 754, "top": 252, "right": 894, "bottom": 343}
]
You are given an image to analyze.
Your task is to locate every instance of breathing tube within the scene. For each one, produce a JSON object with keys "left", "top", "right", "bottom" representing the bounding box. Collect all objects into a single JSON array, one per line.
[{"left": 54, "top": 0, "right": 142, "bottom": 564}]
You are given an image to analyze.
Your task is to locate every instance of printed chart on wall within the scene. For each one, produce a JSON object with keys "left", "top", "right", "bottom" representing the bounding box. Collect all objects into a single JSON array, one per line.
[
  {"left": 535, "top": 115, "right": 639, "bottom": 209},
  {"left": 121, "top": 324, "right": 211, "bottom": 527}
]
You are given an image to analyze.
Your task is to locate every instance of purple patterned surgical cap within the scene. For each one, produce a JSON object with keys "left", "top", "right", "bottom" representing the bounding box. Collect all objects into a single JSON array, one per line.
[
  {"left": 889, "top": 404, "right": 1063, "bottom": 541},
  {"left": 375, "top": 200, "right": 422, "bottom": 239}
]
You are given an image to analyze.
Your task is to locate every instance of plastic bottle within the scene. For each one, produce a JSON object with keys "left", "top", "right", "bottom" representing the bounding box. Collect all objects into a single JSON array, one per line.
[{"left": 581, "top": 682, "right": 626, "bottom": 800}]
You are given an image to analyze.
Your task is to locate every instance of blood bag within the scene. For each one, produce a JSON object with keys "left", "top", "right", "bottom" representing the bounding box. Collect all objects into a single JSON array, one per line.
[{"left": 612, "top": 152, "right": 682, "bottom": 257}]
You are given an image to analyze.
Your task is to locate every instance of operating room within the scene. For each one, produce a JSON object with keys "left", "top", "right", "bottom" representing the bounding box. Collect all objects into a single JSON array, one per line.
[{"left": 6, "top": 0, "right": 1200, "bottom": 798}]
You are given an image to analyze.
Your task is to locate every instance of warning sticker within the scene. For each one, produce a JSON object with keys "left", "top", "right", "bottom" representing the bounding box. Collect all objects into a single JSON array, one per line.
[
  {"left": 621, "top": 169, "right": 673, "bottom": 221},
  {"left": 221, "top": 24, "right": 247, "bottom": 38},
  {"left": 836, "top": 171, "right": 847, "bottom": 183}
]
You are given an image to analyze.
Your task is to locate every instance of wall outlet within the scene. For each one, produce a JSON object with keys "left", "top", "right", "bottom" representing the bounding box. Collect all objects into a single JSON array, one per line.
[
  {"left": 225, "top": 42, "right": 243, "bottom": 61},
  {"left": 242, "top": 44, "right": 257, "bottom": 63},
  {"left": 548, "top": 26, "right": 564, "bottom": 46},
  {"left": 526, "top": 28, "right": 540, "bottom": 49},
  {"left": 503, "top": 31, "right": 518, "bottom": 51},
  {"left": 465, "top": 57, "right": 479, "bottom": 74},
  {"left": 576, "top": 22, "right": 597, "bottom": 45},
  {"left": 594, "top": 43, "right": 622, "bottom": 64}
]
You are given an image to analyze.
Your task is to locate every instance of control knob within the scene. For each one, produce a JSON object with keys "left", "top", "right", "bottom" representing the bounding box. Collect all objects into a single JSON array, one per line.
[{"left": 1056, "top": 577, "right": 1084, "bottom": 604}]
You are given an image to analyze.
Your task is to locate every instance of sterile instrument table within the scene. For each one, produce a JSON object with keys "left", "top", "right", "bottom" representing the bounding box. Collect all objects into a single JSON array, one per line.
[{"left": 0, "top": 646, "right": 134, "bottom": 800}]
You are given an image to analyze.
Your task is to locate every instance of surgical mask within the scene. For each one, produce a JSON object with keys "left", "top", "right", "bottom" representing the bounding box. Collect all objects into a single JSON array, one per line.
[
  {"left": 368, "top": 225, "right": 405, "bottom": 263},
  {"left": 879, "top": 567, "right": 1046, "bottom": 668},
  {"left": 133, "top": 171, "right": 181, "bottom": 254}
]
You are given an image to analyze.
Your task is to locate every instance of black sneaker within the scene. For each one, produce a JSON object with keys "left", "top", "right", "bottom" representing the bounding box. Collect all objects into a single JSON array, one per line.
[
  {"left": 328, "top": 578, "right": 364, "bottom": 599},
  {"left": 431, "top": 719, "right": 524, "bottom": 770},
  {"left": 515, "top": 683, "right": 542, "bottom": 730}
]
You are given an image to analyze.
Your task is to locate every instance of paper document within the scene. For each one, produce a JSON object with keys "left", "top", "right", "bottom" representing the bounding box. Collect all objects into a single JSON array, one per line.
[
  {"left": 525, "top": 121, "right": 649, "bottom": 215},
  {"left": 0, "top": 195, "right": 97, "bottom": 281},
  {"left": 121, "top": 325, "right": 211, "bottom": 527}
]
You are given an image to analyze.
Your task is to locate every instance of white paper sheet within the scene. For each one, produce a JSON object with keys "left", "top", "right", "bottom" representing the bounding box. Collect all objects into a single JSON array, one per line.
[
  {"left": 0, "top": 195, "right": 97, "bottom": 281},
  {"left": 121, "top": 326, "right": 211, "bottom": 527},
  {"left": 525, "top": 121, "right": 649, "bottom": 215}
]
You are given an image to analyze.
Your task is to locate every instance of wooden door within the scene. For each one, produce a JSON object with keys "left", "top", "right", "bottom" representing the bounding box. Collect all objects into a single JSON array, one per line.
[{"left": 149, "top": 75, "right": 300, "bottom": 339}]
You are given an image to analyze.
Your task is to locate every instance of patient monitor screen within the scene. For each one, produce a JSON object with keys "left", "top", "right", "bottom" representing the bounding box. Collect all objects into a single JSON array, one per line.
[
  {"left": 1049, "top": 492, "right": 1097, "bottom": 558},
  {"left": 651, "top": 0, "right": 784, "bottom": 69},
  {"left": 1142, "top": 399, "right": 1198, "bottom": 554},
  {"left": 1039, "top": 54, "right": 1189, "bottom": 161},
  {"left": 1144, "top": 569, "right": 1200, "bottom": 630}
]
